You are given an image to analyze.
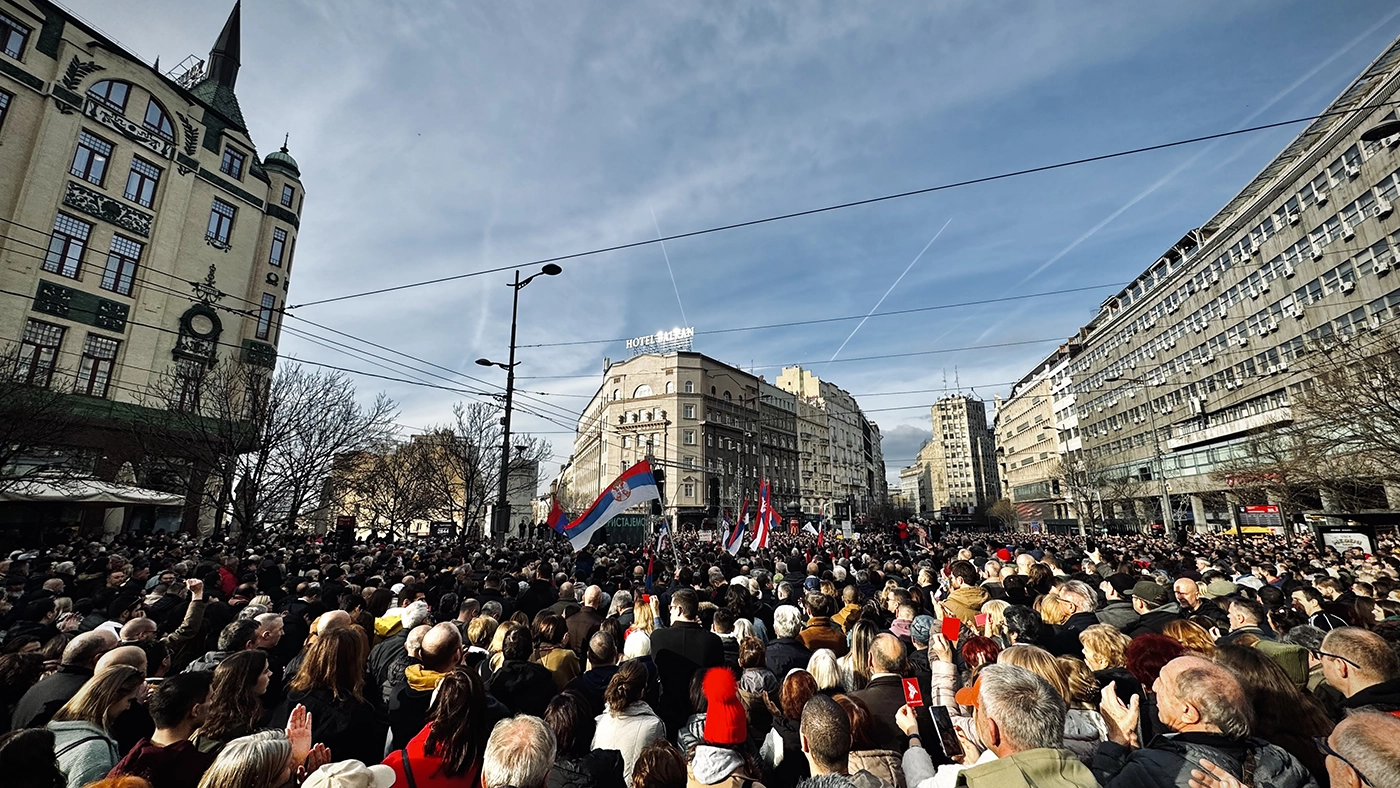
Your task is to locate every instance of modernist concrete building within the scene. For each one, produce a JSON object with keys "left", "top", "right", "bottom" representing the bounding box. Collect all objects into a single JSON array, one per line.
[
  {"left": 775, "top": 365, "right": 886, "bottom": 518},
  {"left": 1043, "top": 35, "right": 1400, "bottom": 531},
  {"left": 564, "top": 352, "right": 802, "bottom": 527},
  {"left": 0, "top": 1, "right": 303, "bottom": 532}
]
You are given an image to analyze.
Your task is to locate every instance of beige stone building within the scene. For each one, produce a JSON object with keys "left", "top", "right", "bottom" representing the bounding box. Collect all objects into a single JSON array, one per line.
[
  {"left": 563, "top": 351, "right": 800, "bottom": 527},
  {"left": 775, "top": 365, "right": 886, "bottom": 518},
  {"left": 0, "top": 2, "right": 303, "bottom": 530},
  {"left": 994, "top": 349, "right": 1078, "bottom": 528},
  {"left": 915, "top": 395, "right": 999, "bottom": 514}
]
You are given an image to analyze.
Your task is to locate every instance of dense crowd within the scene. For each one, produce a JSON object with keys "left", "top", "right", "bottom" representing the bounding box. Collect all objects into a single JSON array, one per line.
[{"left": 0, "top": 525, "right": 1398, "bottom": 788}]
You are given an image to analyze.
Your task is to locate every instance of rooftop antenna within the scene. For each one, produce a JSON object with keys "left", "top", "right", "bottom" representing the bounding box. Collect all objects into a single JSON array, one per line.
[
  {"left": 282, "top": 132, "right": 289, "bottom": 151},
  {"left": 954, "top": 366, "right": 961, "bottom": 393}
]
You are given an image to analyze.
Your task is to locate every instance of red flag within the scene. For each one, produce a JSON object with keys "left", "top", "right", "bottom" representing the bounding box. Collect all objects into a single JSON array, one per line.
[
  {"left": 547, "top": 497, "right": 566, "bottom": 533},
  {"left": 818, "top": 528, "right": 824, "bottom": 548}
]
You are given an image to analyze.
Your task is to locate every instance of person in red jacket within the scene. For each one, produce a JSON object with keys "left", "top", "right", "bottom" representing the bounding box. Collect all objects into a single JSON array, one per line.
[{"left": 383, "top": 667, "right": 497, "bottom": 787}]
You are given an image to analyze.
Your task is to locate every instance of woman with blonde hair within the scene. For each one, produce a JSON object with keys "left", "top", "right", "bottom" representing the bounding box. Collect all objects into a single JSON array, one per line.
[
  {"left": 838, "top": 620, "right": 877, "bottom": 692},
  {"left": 997, "top": 645, "right": 1104, "bottom": 765},
  {"left": 978, "top": 599, "right": 1010, "bottom": 644},
  {"left": 627, "top": 595, "right": 658, "bottom": 637},
  {"left": 47, "top": 665, "right": 144, "bottom": 788},
  {"left": 1161, "top": 618, "right": 1217, "bottom": 658},
  {"left": 806, "top": 648, "right": 843, "bottom": 696}
]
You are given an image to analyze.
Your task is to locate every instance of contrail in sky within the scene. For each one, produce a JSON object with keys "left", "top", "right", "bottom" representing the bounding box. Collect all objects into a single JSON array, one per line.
[
  {"left": 650, "top": 207, "right": 688, "bottom": 326},
  {"left": 828, "top": 218, "right": 953, "bottom": 364}
]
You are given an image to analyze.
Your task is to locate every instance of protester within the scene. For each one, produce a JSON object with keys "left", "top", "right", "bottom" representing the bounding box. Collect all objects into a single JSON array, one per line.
[
  {"left": 190, "top": 650, "right": 271, "bottom": 755},
  {"left": 1094, "top": 655, "right": 1317, "bottom": 788},
  {"left": 388, "top": 622, "right": 462, "bottom": 750},
  {"left": 111, "top": 672, "right": 217, "bottom": 788},
  {"left": 383, "top": 666, "right": 500, "bottom": 788},
  {"left": 683, "top": 668, "right": 764, "bottom": 788},
  {"left": 276, "top": 627, "right": 389, "bottom": 766},
  {"left": 482, "top": 715, "right": 555, "bottom": 788},
  {"left": 593, "top": 660, "right": 666, "bottom": 784},
  {"left": 543, "top": 689, "right": 625, "bottom": 788},
  {"left": 47, "top": 664, "right": 144, "bottom": 788}
]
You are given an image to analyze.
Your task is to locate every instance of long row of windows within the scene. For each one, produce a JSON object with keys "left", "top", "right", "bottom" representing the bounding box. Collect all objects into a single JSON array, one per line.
[{"left": 19, "top": 318, "right": 120, "bottom": 397}]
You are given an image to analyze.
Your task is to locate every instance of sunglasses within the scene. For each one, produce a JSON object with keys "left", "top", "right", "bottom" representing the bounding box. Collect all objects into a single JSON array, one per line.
[
  {"left": 1314, "top": 735, "right": 1371, "bottom": 786},
  {"left": 1309, "top": 649, "right": 1362, "bottom": 669}
]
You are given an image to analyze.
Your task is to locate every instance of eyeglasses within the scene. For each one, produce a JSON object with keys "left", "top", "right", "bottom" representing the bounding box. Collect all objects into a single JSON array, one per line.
[
  {"left": 1309, "top": 649, "right": 1363, "bottom": 669},
  {"left": 1314, "top": 735, "right": 1371, "bottom": 786}
]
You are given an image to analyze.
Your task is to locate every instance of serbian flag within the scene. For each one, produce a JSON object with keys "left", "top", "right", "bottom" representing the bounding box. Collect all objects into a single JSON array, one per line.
[
  {"left": 754, "top": 479, "right": 772, "bottom": 549},
  {"left": 725, "top": 506, "right": 746, "bottom": 556},
  {"left": 546, "top": 497, "right": 567, "bottom": 534},
  {"left": 560, "top": 460, "right": 661, "bottom": 552}
]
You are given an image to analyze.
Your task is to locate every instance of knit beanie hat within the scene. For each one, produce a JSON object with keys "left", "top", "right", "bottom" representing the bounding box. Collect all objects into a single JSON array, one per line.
[{"left": 702, "top": 667, "right": 747, "bottom": 745}]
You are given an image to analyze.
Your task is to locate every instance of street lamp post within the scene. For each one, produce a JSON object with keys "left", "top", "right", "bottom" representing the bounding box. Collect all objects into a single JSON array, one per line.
[
  {"left": 1106, "top": 375, "right": 1176, "bottom": 542},
  {"left": 476, "top": 264, "right": 561, "bottom": 541}
]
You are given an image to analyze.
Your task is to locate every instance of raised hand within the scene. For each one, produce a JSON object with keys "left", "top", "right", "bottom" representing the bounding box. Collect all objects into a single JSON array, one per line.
[
  {"left": 895, "top": 704, "right": 919, "bottom": 736},
  {"left": 931, "top": 633, "right": 954, "bottom": 663},
  {"left": 1098, "top": 682, "right": 1140, "bottom": 748},
  {"left": 286, "top": 703, "right": 312, "bottom": 766},
  {"left": 1189, "top": 758, "right": 1250, "bottom": 788}
]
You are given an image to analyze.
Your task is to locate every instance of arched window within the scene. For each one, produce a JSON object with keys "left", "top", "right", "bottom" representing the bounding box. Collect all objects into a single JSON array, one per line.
[
  {"left": 724, "top": 391, "right": 732, "bottom": 402},
  {"left": 684, "top": 381, "right": 694, "bottom": 394},
  {"left": 143, "top": 97, "right": 173, "bottom": 141},
  {"left": 633, "top": 384, "right": 653, "bottom": 398},
  {"left": 87, "top": 80, "right": 130, "bottom": 112},
  {"left": 611, "top": 389, "right": 619, "bottom": 401},
  {"left": 711, "top": 386, "right": 717, "bottom": 395},
  {"left": 665, "top": 381, "right": 674, "bottom": 394}
]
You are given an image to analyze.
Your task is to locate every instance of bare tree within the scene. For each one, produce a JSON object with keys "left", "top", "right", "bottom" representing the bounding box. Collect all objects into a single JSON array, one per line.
[
  {"left": 986, "top": 498, "right": 1019, "bottom": 530},
  {"left": 334, "top": 441, "right": 441, "bottom": 540},
  {"left": 0, "top": 346, "right": 84, "bottom": 495},
  {"left": 420, "top": 402, "right": 552, "bottom": 537},
  {"left": 139, "top": 361, "right": 397, "bottom": 539},
  {"left": 1051, "top": 451, "right": 1108, "bottom": 532}
]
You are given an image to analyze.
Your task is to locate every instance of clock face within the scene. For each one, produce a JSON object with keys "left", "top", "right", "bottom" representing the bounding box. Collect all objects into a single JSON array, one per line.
[{"left": 190, "top": 313, "right": 215, "bottom": 335}]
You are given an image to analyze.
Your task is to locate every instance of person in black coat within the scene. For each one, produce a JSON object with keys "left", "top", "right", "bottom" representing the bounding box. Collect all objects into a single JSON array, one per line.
[
  {"left": 565, "top": 589, "right": 606, "bottom": 661},
  {"left": 10, "top": 631, "right": 108, "bottom": 729},
  {"left": 764, "top": 604, "right": 811, "bottom": 680},
  {"left": 648, "top": 589, "right": 724, "bottom": 737},
  {"left": 544, "top": 690, "right": 625, "bottom": 788},
  {"left": 487, "top": 624, "right": 556, "bottom": 718},
  {"left": 273, "top": 628, "right": 389, "bottom": 767},
  {"left": 848, "top": 633, "right": 935, "bottom": 754},
  {"left": 564, "top": 631, "right": 621, "bottom": 719},
  {"left": 388, "top": 623, "right": 461, "bottom": 751}
]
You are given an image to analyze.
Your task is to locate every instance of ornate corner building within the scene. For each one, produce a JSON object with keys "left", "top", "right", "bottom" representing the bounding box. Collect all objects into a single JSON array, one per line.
[{"left": 0, "top": 1, "right": 303, "bottom": 533}]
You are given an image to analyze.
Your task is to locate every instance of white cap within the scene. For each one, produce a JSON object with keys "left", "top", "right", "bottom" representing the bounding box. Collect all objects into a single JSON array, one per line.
[{"left": 301, "top": 760, "right": 396, "bottom": 788}]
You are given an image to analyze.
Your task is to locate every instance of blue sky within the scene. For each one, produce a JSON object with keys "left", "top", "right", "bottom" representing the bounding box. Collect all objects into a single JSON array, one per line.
[{"left": 67, "top": 0, "right": 1400, "bottom": 487}]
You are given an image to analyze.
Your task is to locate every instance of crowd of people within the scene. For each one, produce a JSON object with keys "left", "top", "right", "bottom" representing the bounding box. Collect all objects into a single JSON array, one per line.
[{"left": 0, "top": 524, "right": 1398, "bottom": 788}]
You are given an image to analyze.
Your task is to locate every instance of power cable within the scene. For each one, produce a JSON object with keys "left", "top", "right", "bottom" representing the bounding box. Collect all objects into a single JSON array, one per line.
[{"left": 284, "top": 99, "right": 1400, "bottom": 310}]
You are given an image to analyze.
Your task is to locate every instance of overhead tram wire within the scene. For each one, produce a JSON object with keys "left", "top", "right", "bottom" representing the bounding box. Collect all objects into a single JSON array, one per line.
[
  {"left": 0, "top": 221, "right": 587, "bottom": 426},
  {"left": 517, "top": 283, "right": 1127, "bottom": 348},
  {"left": 282, "top": 99, "right": 1400, "bottom": 311}
]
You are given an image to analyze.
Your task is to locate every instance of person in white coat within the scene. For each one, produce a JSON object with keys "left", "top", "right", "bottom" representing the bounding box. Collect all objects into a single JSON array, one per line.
[{"left": 592, "top": 659, "right": 666, "bottom": 783}]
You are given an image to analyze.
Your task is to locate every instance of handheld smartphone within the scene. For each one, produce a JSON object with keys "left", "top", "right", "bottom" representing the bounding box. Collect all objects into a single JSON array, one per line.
[{"left": 928, "top": 705, "right": 962, "bottom": 760}]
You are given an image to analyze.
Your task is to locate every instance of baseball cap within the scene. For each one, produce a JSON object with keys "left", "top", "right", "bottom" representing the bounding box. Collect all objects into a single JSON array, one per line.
[
  {"left": 954, "top": 675, "right": 982, "bottom": 708},
  {"left": 1202, "top": 578, "right": 1239, "bottom": 599},
  {"left": 301, "top": 761, "right": 396, "bottom": 788},
  {"left": 1132, "top": 581, "right": 1169, "bottom": 607}
]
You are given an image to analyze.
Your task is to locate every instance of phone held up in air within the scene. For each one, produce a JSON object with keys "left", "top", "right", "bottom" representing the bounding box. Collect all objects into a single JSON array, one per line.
[{"left": 928, "top": 705, "right": 962, "bottom": 760}]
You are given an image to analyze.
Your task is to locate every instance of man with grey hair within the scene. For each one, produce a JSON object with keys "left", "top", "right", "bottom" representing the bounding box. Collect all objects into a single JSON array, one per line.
[
  {"left": 482, "top": 714, "right": 556, "bottom": 788},
  {"left": 369, "top": 599, "right": 431, "bottom": 687},
  {"left": 1323, "top": 709, "right": 1400, "bottom": 788},
  {"left": 1047, "top": 580, "right": 1100, "bottom": 660},
  {"left": 901, "top": 663, "right": 1096, "bottom": 787},
  {"left": 767, "top": 604, "right": 812, "bottom": 678},
  {"left": 1094, "top": 655, "right": 1315, "bottom": 787}
]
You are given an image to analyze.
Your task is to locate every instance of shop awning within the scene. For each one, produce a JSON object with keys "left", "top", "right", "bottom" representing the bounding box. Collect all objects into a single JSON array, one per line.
[{"left": 0, "top": 478, "right": 184, "bottom": 506}]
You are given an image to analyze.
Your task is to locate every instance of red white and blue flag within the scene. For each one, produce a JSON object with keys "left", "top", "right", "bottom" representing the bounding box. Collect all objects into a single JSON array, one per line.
[
  {"left": 725, "top": 498, "right": 747, "bottom": 556},
  {"left": 560, "top": 460, "right": 661, "bottom": 552},
  {"left": 546, "top": 497, "right": 567, "bottom": 534},
  {"left": 754, "top": 479, "right": 772, "bottom": 549}
]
